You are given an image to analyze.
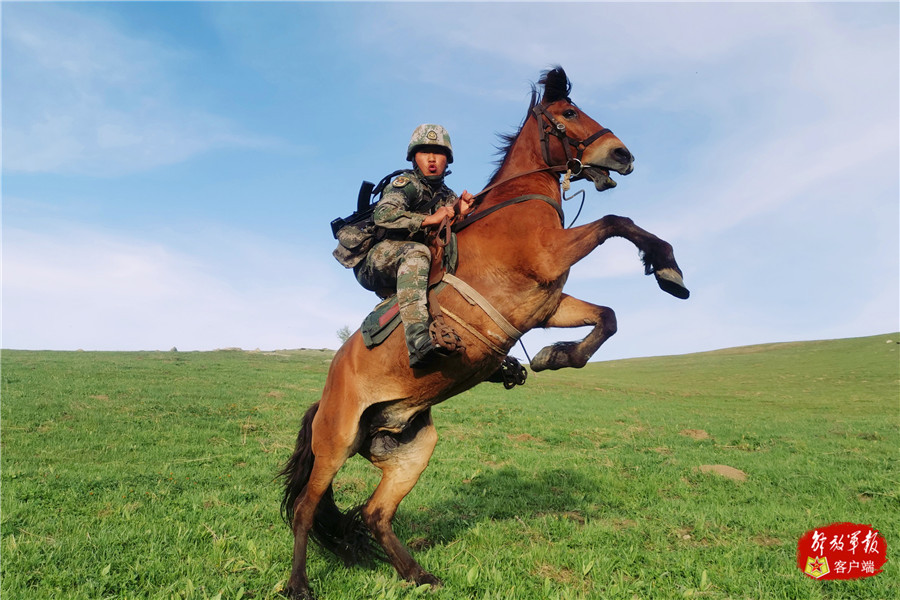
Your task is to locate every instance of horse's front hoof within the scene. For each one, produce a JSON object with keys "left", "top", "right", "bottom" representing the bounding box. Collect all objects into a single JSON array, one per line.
[
  {"left": 655, "top": 268, "right": 690, "bottom": 299},
  {"left": 530, "top": 342, "right": 583, "bottom": 372}
]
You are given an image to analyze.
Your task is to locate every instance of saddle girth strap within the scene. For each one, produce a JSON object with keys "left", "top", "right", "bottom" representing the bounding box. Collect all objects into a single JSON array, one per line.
[
  {"left": 440, "top": 306, "right": 506, "bottom": 356},
  {"left": 441, "top": 272, "right": 523, "bottom": 343}
]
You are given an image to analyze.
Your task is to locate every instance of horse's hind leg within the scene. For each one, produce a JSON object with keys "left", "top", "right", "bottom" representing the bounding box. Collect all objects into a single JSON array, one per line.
[
  {"left": 531, "top": 294, "right": 617, "bottom": 371},
  {"left": 285, "top": 398, "right": 363, "bottom": 599},
  {"left": 359, "top": 409, "right": 441, "bottom": 587}
]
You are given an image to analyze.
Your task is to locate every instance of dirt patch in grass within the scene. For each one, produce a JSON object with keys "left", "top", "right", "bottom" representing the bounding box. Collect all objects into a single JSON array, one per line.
[
  {"left": 407, "top": 537, "right": 434, "bottom": 551},
  {"left": 697, "top": 464, "right": 747, "bottom": 482},
  {"left": 609, "top": 518, "right": 638, "bottom": 531},
  {"left": 680, "top": 428, "right": 711, "bottom": 440},
  {"left": 536, "top": 563, "right": 578, "bottom": 586},
  {"left": 508, "top": 433, "right": 542, "bottom": 443},
  {"left": 753, "top": 535, "right": 782, "bottom": 547}
]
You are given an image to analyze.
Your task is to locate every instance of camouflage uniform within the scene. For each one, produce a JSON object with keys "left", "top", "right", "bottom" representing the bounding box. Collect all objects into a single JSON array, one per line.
[
  {"left": 354, "top": 168, "right": 459, "bottom": 330},
  {"left": 352, "top": 123, "right": 462, "bottom": 368}
]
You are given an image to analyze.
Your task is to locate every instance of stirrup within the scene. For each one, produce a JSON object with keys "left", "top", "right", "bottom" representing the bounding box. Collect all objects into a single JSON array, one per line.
[
  {"left": 487, "top": 356, "right": 528, "bottom": 389},
  {"left": 429, "top": 314, "right": 464, "bottom": 354}
]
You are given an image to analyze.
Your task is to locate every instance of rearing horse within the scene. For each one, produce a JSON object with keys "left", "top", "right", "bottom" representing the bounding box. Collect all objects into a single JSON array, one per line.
[{"left": 280, "top": 67, "right": 688, "bottom": 599}]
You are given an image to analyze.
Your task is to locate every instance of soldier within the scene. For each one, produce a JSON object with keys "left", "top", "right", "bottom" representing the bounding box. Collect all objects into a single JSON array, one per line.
[{"left": 354, "top": 124, "right": 475, "bottom": 368}]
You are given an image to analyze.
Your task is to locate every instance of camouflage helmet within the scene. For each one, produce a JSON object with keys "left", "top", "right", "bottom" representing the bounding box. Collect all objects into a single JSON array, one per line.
[{"left": 406, "top": 124, "right": 454, "bottom": 164}]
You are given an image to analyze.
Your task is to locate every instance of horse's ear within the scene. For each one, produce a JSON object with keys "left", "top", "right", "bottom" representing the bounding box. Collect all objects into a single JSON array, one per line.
[{"left": 539, "top": 66, "right": 572, "bottom": 104}]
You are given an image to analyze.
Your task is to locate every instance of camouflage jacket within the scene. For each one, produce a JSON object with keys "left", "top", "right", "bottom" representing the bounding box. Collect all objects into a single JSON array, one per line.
[
  {"left": 373, "top": 169, "right": 459, "bottom": 241},
  {"left": 333, "top": 169, "right": 459, "bottom": 269}
]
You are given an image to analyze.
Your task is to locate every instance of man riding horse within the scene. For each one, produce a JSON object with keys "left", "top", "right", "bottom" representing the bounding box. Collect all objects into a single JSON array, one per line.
[
  {"left": 353, "top": 124, "right": 475, "bottom": 368},
  {"left": 282, "top": 67, "right": 689, "bottom": 600}
]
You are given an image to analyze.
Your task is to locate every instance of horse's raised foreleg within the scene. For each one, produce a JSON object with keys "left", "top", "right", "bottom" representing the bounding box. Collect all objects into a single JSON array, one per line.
[
  {"left": 531, "top": 294, "right": 617, "bottom": 371},
  {"left": 359, "top": 409, "right": 441, "bottom": 588},
  {"left": 540, "top": 215, "right": 689, "bottom": 299}
]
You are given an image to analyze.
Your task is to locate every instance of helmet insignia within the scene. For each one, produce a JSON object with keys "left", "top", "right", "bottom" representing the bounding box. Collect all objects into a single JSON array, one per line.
[{"left": 406, "top": 123, "right": 454, "bottom": 163}]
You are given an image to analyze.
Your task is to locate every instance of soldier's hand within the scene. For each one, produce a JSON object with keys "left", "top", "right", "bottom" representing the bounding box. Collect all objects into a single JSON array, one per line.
[
  {"left": 458, "top": 191, "right": 475, "bottom": 217},
  {"left": 422, "top": 206, "right": 455, "bottom": 227}
]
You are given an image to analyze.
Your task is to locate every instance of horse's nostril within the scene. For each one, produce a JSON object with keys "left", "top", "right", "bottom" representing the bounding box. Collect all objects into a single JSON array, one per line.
[{"left": 613, "top": 146, "right": 633, "bottom": 164}]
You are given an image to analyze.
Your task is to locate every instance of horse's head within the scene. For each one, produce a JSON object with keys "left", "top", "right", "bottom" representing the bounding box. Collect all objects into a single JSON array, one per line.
[{"left": 534, "top": 67, "right": 633, "bottom": 191}]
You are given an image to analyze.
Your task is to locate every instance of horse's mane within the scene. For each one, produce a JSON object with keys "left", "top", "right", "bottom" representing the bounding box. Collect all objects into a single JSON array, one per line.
[{"left": 486, "top": 66, "right": 571, "bottom": 187}]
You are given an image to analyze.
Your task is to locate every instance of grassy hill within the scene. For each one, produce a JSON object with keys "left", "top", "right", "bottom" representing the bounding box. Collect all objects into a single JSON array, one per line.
[{"left": 2, "top": 334, "right": 897, "bottom": 599}]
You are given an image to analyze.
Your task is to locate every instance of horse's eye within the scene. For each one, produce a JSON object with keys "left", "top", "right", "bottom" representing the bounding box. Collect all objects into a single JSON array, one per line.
[{"left": 563, "top": 109, "right": 578, "bottom": 119}]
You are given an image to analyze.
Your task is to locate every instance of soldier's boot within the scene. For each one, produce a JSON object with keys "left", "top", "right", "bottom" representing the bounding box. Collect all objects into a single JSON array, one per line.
[
  {"left": 397, "top": 249, "right": 445, "bottom": 369},
  {"left": 405, "top": 322, "right": 445, "bottom": 369}
]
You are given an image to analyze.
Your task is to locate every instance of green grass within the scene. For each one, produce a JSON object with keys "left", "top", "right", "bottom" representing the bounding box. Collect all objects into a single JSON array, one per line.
[{"left": 2, "top": 335, "right": 898, "bottom": 599}]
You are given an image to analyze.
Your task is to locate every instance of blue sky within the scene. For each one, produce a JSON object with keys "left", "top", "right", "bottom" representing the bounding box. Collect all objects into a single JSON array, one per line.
[{"left": 3, "top": 1, "right": 898, "bottom": 361}]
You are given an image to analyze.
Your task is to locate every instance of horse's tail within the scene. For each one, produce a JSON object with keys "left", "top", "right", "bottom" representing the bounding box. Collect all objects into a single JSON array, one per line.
[
  {"left": 278, "top": 401, "right": 386, "bottom": 567},
  {"left": 279, "top": 401, "right": 320, "bottom": 526}
]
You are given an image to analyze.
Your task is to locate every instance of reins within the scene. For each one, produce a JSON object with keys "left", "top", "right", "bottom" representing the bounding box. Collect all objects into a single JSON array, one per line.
[
  {"left": 470, "top": 164, "right": 566, "bottom": 200},
  {"left": 452, "top": 194, "right": 563, "bottom": 233}
]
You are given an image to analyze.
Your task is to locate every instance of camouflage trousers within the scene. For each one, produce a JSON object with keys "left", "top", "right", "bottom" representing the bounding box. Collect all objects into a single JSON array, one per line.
[{"left": 355, "top": 240, "right": 431, "bottom": 326}]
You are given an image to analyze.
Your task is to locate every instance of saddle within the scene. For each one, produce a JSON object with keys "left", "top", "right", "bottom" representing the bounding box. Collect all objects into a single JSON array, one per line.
[
  {"left": 360, "top": 295, "right": 403, "bottom": 348},
  {"left": 358, "top": 229, "right": 528, "bottom": 389},
  {"left": 361, "top": 231, "right": 458, "bottom": 349}
]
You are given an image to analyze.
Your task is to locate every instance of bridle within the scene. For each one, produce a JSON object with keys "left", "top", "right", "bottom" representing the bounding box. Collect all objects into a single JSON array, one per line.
[
  {"left": 469, "top": 101, "right": 614, "bottom": 201},
  {"left": 447, "top": 101, "right": 616, "bottom": 237},
  {"left": 532, "top": 101, "right": 612, "bottom": 179}
]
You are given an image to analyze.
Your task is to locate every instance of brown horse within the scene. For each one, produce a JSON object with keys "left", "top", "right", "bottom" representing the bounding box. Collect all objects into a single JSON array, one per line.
[{"left": 280, "top": 66, "right": 688, "bottom": 599}]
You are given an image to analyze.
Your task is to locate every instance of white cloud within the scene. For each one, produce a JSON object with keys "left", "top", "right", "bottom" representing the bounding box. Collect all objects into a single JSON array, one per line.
[
  {"left": 661, "top": 119, "right": 898, "bottom": 240},
  {"left": 2, "top": 5, "right": 276, "bottom": 176},
  {"left": 2, "top": 226, "right": 370, "bottom": 351}
]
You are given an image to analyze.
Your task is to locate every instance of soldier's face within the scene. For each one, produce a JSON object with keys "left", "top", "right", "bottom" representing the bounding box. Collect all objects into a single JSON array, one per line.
[{"left": 414, "top": 150, "right": 448, "bottom": 177}]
